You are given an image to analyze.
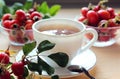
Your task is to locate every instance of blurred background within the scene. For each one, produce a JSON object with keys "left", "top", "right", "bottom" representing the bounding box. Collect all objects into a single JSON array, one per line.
[{"left": 4, "top": 0, "right": 120, "bottom": 8}]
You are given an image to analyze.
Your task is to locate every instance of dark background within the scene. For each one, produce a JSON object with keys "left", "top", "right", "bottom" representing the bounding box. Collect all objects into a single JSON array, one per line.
[{"left": 4, "top": 0, "right": 120, "bottom": 8}]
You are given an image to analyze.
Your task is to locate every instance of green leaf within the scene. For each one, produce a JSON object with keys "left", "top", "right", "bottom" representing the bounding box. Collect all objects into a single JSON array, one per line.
[
  {"left": 23, "top": 41, "right": 36, "bottom": 56},
  {"left": 38, "top": 56, "right": 55, "bottom": 75},
  {"left": 49, "top": 5, "right": 61, "bottom": 16},
  {"left": 10, "top": 75, "right": 15, "bottom": 79},
  {"left": 27, "top": 62, "right": 39, "bottom": 71},
  {"left": 23, "top": 0, "right": 33, "bottom": 10},
  {"left": 23, "top": 67, "right": 29, "bottom": 77},
  {"left": 48, "top": 52, "right": 69, "bottom": 67},
  {"left": 37, "top": 1, "right": 49, "bottom": 14},
  {"left": 37, "top": 65, "right": 43, "bottom": 75},
  {"left": 2, "top": 6, "right": 10, "bottom": 14},
  {"left": 37, "top": 40, "right": 55, "bottom": 53},
  {"left": 51, "top": 75, "right": 59, "bottom": 79},
  {"left": 27, "top": 61, "right": 42, "bottom": 75},
  {"left": 42, "top": 14, "right": 51, "bottom": 19}
]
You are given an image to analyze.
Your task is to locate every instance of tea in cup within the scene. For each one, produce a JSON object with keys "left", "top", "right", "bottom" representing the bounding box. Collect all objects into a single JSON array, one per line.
[{"left": 32, "top": 18, "right": 98, "bottom": 66}]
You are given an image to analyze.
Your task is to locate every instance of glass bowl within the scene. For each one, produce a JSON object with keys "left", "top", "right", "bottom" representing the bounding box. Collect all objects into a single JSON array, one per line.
[
  {"left": 85, "top": 25, "right": 120, "bottom": 47},
  {"left": 0, "top": 25, "right": 34, "bottom": 46}
]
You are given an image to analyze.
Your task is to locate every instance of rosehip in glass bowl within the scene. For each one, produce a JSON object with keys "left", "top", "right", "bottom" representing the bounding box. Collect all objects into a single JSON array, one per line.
[
  {"left": 86, "top": 26, "right": 120, "bottom": 47},
  {"left": 78, "top": 0, "right": 120, "bottom": 47},
  {"left": 1, "top": 9, "right": 42, "bottom": 46}
]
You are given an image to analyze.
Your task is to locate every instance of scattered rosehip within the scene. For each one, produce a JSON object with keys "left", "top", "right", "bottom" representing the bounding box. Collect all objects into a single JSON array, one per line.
[
  {"left": 0, "top": 70, "right": 11, "bottom": 79},
  {"left": 11, "top": 62, "right": 24, "bottom": 76},
  {"left": 0, "top": 53, "right": 9, "bottom": 64}
]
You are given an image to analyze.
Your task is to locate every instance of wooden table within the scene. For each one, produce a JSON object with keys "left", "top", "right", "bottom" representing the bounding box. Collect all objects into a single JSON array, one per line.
[{"left": 1, "top": 8, "right": 120, "bottom": 79}]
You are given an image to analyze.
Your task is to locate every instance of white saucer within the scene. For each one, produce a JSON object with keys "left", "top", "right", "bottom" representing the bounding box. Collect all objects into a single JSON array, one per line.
[{"left": 16, "top": 49, "right": 96, "bottom": 78}]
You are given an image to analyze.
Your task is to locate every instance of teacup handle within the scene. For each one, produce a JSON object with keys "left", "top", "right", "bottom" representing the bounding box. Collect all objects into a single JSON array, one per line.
[{"left": 79, "top": 28, "right": 98, "bottom": 53}]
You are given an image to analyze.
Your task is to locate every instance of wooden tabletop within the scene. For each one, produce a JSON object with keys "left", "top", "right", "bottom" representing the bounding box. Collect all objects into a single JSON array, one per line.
[{"left": 1, "top": 8, "right": 120, "bottom": 79}]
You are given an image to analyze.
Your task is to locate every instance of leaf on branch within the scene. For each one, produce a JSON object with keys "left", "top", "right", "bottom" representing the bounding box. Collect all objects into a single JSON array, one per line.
[
  {"left": 37, "top": 1, "right": 49, "bottom": 14},
  {"left": 23, "top": 0, "right": 33, "bottom": 10},
  {"left": 48, "top": 52, "right": 69, "bottom": 67},
  {"left": 38, "top": 56, "right": 55, "bottom": 75},
  {"left": 37, "top": 40, "right": 55, "bottom": 54},
  {"left": 23, "top": 41, "right": 36, "bottom": 56},
  {"left": 49, "top": 5, "right": 61, "bottom": 16}
]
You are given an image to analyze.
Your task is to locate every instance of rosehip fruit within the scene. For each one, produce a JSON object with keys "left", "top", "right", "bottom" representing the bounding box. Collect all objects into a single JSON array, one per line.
[
  {"left": 30, "top": 11, "right": 42, "bottom": 21},
  {"left": 87, "top": 10, "right": 99, "bottom": 26},
  {"left": 2, "top": 20, "right": 12, "bottom": 29},
  {"left": 15, "top": 9, "right": 26, "bottom": 21},
  {"left": 98, "top": 9, "right": 110, "bottom": 20},
  {"left": 0, "top": 53, "right": 9, "bottom": 64},
  {"left": 80, "top": 7, "right": 89, "bottom": 17},
  {"left": 11, "top": 62, "right": 24, "bottom": 76},
  {"left": 2, "top": 13, "right": 12, "bottom": 22},
  {"left": 0, "top": 70, "right": 11, "bottom": 79},
  {"left": 25, "top": 19, "right": 33, "bottom": 30}
]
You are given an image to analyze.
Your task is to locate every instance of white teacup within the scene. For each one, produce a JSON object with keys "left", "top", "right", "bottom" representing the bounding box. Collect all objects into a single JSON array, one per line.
[{"left": 32, "top": 18, "right": 98, "bottom": 66}]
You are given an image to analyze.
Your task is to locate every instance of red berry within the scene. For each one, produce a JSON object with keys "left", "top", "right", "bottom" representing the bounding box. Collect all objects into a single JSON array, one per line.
[
  {"left": 11, "top": 62, "right": 24, "bottom": 76},
  {"left": 2, "top": 13, "right": 12, "bottom": 22},
  {"left": 93, "top": 5, "right": 101, "bottom": 12},
  {"left": 0, "top": 70, "right": 11, "bottom": 79},
  {"left": 108, "top": 19, "right": 116, "bottom": 27},
  {"left": 15, "top": 9, "right": 26, "bottom": 21},
  {"left": 0, "top": 53, "right": 9, "bottom": 64},
  {"left": 107, "top": 7, "right": 115, "bottom": 19},
  {"left": 2, "top": 20, "right": 12, "bottom": 29},
  {"left": 80, "top": 7, "right": 89, "bottom": 17},
  {"left": 2, "top": 20, "right": 20, "bottom": 29},
  {"left": 87, "top": 10, "right": 99, "bottom": 26},
  {"left": 30, "top": 11, "right": 42, "bottom": 21},
  {"left": 98, "top": 9, "right": 110, "bottom": 20},
  {"left": 25, "top": 19, "right": 33, "bottom": 30}
]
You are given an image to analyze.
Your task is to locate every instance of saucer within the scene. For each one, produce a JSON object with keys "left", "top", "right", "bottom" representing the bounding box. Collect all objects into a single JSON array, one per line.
[{"left": 16, "top": 49, "right": 96, "bottom": 78}]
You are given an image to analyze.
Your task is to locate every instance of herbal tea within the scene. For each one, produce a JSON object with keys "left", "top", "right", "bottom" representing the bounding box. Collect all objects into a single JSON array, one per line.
[{"left": 38, "top": 24, "right": 80, "bottom": 35}]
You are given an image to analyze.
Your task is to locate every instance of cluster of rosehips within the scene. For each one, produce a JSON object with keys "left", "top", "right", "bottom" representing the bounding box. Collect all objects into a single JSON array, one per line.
[
  {"left": 0, "top": 47, "right": 30, "bottom": 79},
  {"left": 2, "top": 9, "right": 42, "bottom": 30},
  {"left": 0, "top": 48, "right": 27, "bottom": 79},
  {"left": 79, "top": 1, "right": 120, "bottom": 27},
  {"left": 78, "top": 0, "right": 120, "bottom": 41}
]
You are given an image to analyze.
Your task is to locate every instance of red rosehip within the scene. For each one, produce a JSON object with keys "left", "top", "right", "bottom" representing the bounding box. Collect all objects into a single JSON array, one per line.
[
  {"left": 11, "top": 62, "right": 24, "bottom": 76},
  {"left": 30, "top": 11, "right": 42, "bottom": 21},
  {"left": 0, "top": 53, "right": 9, "bottom": 64},
  {"left": 15, "top": 9, "right": 26, "bottom": 21},
  {"left": 2, "top": 13, "right": 12, "bottom": 22},
  {"left": 0, "top": 70, "right": 11, "bottom": 79},
  {"left": 98, "top": 9, "right": 110, "bottom": 20}
]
